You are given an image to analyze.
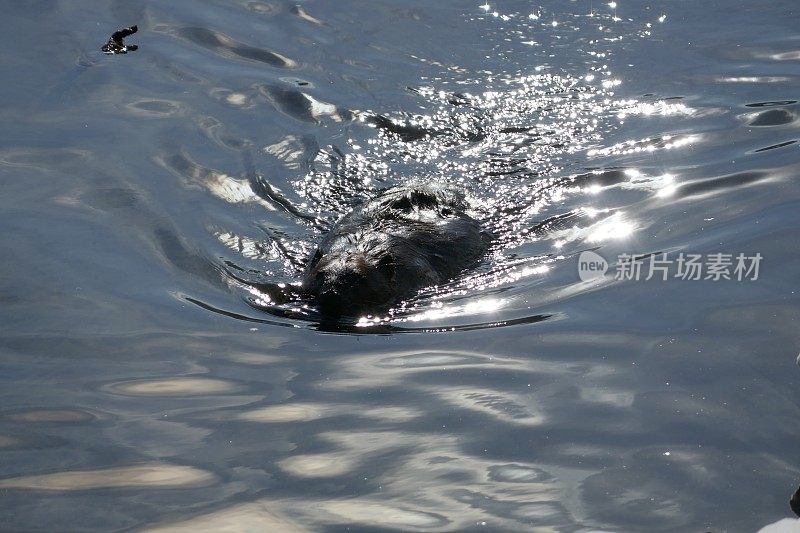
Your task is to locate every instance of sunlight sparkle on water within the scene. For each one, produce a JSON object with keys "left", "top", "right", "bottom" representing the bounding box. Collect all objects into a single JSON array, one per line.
[
  {"left": 624, "top": 168, "right": 641, "bottom": 179},
  {"left": 463, "top": 297, "right": 505, "bottom": 314},
  {"left": 664, "top": 135, "right": 697, "bottom": 150},
  {"left": 617, "top": 100, "right": 692, "bottom": 119},
  {"left": 405, "top": 297, "right": 508, "bottom": 322},
  {"left": 587, "top": 133, "right": 699, "bottom": 157},
  {"left": 507, "top": 265, "right": 550, "bottom": 282},
  {"left": 656, "top": 174, "right": 678, "bottom": 198},
  {"left": 621, "top": 171, "right": 677, "bottom": 197},
  {"left": 587, "top": 213, "right": 635, "bottom": 242},
  {"left": 582, "top": 207, "right": 602, "bottom": 218}
]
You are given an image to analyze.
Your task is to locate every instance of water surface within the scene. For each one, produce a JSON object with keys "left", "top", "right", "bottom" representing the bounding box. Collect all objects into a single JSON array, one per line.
[{"left": 1, "top": 1, "right": 800, "bottom": 531}]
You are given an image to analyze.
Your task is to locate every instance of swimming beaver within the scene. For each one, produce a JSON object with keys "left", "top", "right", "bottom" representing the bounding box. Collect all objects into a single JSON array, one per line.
[{"left": 303, "top": 184, "right": 491, "bottom": 317}]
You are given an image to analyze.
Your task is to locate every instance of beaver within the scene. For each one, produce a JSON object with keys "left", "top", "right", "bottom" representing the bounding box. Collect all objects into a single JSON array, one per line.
[{"left": 303, "top": 184, "right": 491, "bottom": 317}]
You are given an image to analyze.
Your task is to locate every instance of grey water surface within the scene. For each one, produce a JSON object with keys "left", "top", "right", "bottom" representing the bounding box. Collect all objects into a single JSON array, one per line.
[{"left": 1, "top": 1, "right": 799, "bottom": 531}]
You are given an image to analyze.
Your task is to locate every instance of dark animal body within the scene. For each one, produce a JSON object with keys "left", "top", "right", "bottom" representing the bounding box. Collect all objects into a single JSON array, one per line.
[{"left": 303, "top": 184, "right": 491, "bottom": 317}]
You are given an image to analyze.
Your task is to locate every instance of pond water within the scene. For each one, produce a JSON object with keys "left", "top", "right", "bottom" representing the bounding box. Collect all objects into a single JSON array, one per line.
[{"left": 1, "top": 1, "right": 799, "bottom": 531}]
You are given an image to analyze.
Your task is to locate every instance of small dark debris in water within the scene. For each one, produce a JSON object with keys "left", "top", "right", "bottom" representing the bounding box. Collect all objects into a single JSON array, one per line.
[
  {"left": 791, "top": 485, "right": 800, "bottom": 517},
  {"left": 102, "top": 25, "right": 139, "bottom": 55}
]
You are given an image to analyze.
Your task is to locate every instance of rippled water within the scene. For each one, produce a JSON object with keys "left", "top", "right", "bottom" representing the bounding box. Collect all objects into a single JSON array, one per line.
[{"left": 2, "top": 1, "right": 800, "bottom": 531}]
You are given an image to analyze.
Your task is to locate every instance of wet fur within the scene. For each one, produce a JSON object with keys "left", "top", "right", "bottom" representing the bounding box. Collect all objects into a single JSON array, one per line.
[{"left": 303, "top": 184, "right": 490, "bottom": 317}]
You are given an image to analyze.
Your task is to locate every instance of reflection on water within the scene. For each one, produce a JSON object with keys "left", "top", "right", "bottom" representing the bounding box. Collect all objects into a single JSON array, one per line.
[
  {"left": 0, "top": 464, "right": 216, "bottom": 491},
  {"left": 1, "top": 0, "right": 800, "bottom": 531},
  {"left": 105, "top": 377, "right": 243, "bottom": 396},
  {"left": 239, "top": 402, "right": 419, "bottom": 423},
  {"left": 146, "top": 501, "right": 307, "bottom": 533},
  {"left": 6, "top": 409, "right": 98, "bottom": 423}
]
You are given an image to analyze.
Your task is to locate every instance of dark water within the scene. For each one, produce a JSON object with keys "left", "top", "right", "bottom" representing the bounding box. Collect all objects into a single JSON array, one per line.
[{"left": 2, "top": 1, "right": 800, "bottom": 531}]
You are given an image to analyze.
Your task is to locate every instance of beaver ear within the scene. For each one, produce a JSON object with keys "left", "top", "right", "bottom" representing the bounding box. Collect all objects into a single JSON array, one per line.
[{"left": 377, "top": 255, "right": 395, "bottom": 279}]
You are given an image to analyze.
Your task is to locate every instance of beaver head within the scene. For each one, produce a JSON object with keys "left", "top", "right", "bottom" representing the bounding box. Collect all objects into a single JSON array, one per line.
[{"left": 305, "top": 242, "right": 400, "bottom": 317}]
